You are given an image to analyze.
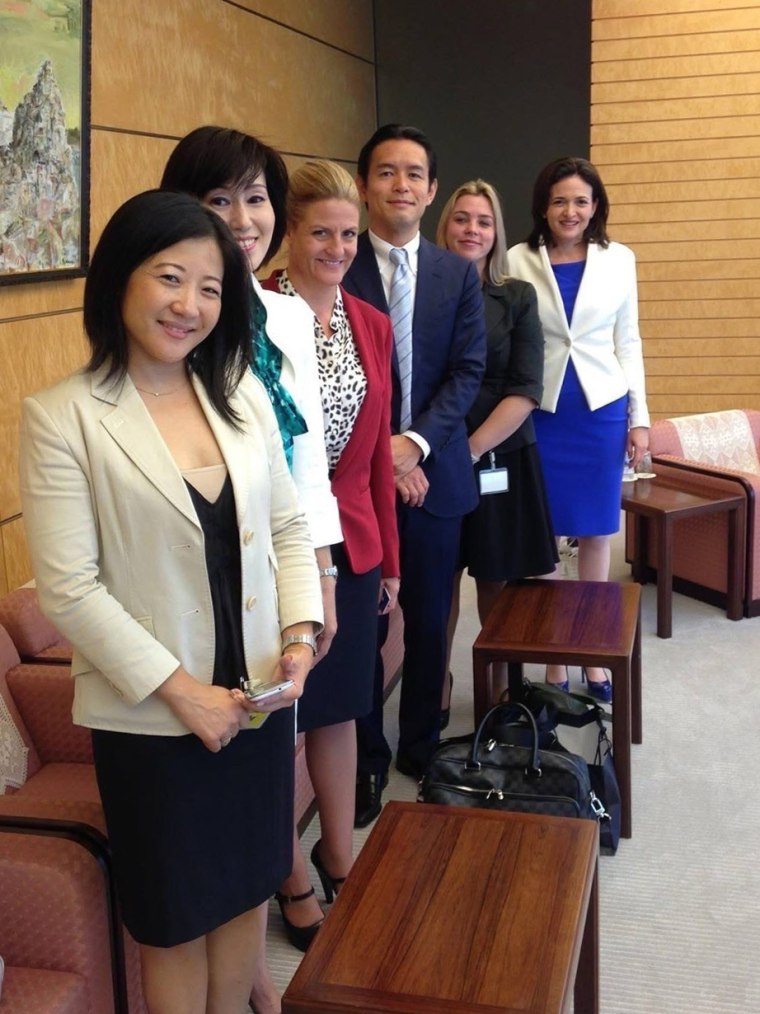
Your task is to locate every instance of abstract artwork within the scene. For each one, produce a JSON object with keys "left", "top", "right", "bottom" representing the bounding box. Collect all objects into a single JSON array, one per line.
[{"left": 0, "top": 0, "right": 90, "bottom": 284}]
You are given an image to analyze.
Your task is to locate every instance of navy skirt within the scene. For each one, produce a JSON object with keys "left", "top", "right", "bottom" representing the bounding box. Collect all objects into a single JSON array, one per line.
[
  {"left": 297, "top": 542, "right": 380, "bottom": 732},
  {"left": 92, "top": 706, "right": 294, "bottom": 948},
  {"left": 534, "top": 360, "right": 628, "bottom": 536}
]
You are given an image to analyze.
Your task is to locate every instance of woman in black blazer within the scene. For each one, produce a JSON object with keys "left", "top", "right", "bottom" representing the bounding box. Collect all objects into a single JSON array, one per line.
[{"left": 436, "top": 179, "right": 557, "bottom": 713}]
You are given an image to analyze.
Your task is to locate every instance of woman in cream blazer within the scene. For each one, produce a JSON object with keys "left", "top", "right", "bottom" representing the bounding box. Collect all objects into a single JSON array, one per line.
[
  {"left": 509, "top": 156, "right": 649, "bottom": 700},
  {"left": 19, "top": 191, "right": 323, "bottom": 1014}
]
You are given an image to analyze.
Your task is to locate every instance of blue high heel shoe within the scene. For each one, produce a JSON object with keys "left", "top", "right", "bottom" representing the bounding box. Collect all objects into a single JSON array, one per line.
[
  {"left": 545, "top": 668, "right": 569, "bottom": 693},
  {"left": 582, "top": 667, "right": 612, "bottom": 703}
]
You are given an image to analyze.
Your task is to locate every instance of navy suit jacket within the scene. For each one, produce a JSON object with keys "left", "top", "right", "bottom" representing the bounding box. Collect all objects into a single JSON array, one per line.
[{"left": 343, "top": 233, "right": 486, "bottom": 517}]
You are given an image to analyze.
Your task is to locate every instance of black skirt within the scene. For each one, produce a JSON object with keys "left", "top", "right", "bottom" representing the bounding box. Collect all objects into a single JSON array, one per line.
[
  {"left": 460, "top": 442, "right": 558, "bottom": 582},
  {"left": 297, "top": 542, "right": 380, "bottom": 732},
  {"left": 92, "top": 711, "right": 294, "bottom": 947}
]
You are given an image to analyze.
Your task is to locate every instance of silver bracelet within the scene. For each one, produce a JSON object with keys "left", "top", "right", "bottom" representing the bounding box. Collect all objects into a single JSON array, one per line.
[
  {"left": 282, "top": 633, "right": 317, "bottom": 656},
  {"left": 318, "top": 565, "right": 338, "bottom": 579}
]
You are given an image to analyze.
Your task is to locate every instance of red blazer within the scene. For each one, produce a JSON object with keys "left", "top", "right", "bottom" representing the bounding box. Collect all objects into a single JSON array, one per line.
[{"left": 263, "top": 274, "right": 399, "bottom": 578}]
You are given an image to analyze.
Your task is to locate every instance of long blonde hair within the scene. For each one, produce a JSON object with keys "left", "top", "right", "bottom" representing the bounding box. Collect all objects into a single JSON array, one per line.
[{"left": 435, "top": 179, "right": 510, "bottom": 285}]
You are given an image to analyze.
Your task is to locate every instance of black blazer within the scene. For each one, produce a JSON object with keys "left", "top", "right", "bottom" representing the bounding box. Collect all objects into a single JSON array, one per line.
[
  {"left": 467, "top": 279, "right": 544, "bottom": 455},
  {"left": 343, "top": 233, "right": 486, "bottom": 517}
]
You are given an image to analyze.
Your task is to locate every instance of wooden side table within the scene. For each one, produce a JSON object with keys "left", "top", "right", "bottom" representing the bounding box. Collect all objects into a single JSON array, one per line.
[
  {"left": 283, "top": 801, "right": 599, "bottom": 1014},
  {"left": 471, "top": 579, "right": 641, "bottom": 839},
  {"left": 621, "top": 476, "right": 745, "bottom": 638}
]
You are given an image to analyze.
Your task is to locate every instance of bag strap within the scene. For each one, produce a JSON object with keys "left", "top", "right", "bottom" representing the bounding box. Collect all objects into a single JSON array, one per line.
[{"left": 468, "top": 701, "right": 541, "bottom": 775}]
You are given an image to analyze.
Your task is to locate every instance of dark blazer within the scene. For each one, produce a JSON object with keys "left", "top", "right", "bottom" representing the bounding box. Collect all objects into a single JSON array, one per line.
[
  {"left": 263, "top": 274, "right": 399, "bottom": 579},
  {"left": 468, "top": 279, "right": 544, "bottom": 455},
  {"left": 343, "top": 233, "right": 486, "bottom": 517}
]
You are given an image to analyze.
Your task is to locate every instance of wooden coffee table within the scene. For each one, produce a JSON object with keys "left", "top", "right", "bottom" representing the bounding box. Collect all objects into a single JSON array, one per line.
[
  {"left": 283, "top": 801, "right": 599, "bottom": 1014},
  {"left": 621, "top": 475, "right": 745, "bottom": 638}
]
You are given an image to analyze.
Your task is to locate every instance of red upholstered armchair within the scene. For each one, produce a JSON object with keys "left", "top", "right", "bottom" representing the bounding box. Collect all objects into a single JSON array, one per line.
[
  {"left": 625, "top": 409, "right": 760, "bottom": 616},
  {"left": 0, "top": 587, "right": 72, "bottom": 665},
  {"left": 0, "top": 821, "right": 115, "bottom": 1013},
  {"left": 0, "top": 625, "right": 146, "bottom": 1014}
]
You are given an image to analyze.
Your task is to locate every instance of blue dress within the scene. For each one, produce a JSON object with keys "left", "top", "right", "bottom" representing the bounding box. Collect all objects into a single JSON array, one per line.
[{"left": 533, "top": 260, "right": 628, "bottom": 536}]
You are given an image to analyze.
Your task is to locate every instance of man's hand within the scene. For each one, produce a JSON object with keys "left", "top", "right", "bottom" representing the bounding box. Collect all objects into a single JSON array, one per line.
[
  {"left": 396, "top": 465, "right": 429, "bottom": 507},
  {"left": 391, "top": 434, "right": 422, "bottom": 479}
]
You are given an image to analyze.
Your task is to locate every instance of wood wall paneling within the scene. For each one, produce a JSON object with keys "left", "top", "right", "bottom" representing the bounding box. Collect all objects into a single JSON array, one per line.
[
  {"left": 595, "top": 0, "right": 760, "bottom": 17},
  {"left": 1, "top": 280, "right": 84, "bottom": 325},
  {"left": 233, "top": 0, "right": 374, "bottom": 60},
  {"left": 2, "top": 519, "right": 31, "bottom": 596},
  {"left": 592, "top": 0, "right": 760, "bottom": 417},
  {"left": 0, "top": 314, "right": 88, "bottom": 520},
  {"left": 91, "top": 0, "right": 375, "bottom": 160}
]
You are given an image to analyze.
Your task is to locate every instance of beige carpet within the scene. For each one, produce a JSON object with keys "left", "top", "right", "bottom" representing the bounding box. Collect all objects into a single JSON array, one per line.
[{"left": 265, "top": 527, "right": 760, "bottom": 1013}]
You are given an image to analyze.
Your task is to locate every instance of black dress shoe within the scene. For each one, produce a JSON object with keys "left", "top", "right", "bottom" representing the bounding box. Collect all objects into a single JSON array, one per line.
[
  {"left": 354, "top": 770, "right": 387, "bottom": 828},
  {"left": 395, "top": 752, "right": 426, "bottom": 781}
]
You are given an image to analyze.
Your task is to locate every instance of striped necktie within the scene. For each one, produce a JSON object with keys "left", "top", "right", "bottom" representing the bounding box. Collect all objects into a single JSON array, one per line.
[{"left": 389, "top": 247, "right": 413, "bottom": 431}]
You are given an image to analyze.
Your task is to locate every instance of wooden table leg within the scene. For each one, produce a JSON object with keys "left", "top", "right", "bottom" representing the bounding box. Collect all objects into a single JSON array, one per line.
[
  {"left": 612, "top": 660, "right": 632, "bottom": 839},
  {"left": 632, "top": 600, "right": 643, "bottom": 746},
  {"left": 574, "top": 860, "right": 599, "bottom": 1014},
  {"left": 726, "top": 502, "right": 744, "bottom": 621},
  {"left": 472, "top": 650, "right": 493, "bottom": 725},
  {"left": 656, "top": 515, "right": 674, "bottom": 638},
  {"left": 631, "top": 514, "right": 648, "bottom": 584}
]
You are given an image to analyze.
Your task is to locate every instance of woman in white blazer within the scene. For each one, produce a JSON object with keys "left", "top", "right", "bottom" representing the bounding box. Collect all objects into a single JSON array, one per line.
[
  {"left": 509, "top": 157, "right": 649, "bottom": 701},
  {"left": 161, "top": 127, "right": 342, "bottom": 669},
  {"left": 19, "top": 191, "right": 323, "bottom": 1014}
]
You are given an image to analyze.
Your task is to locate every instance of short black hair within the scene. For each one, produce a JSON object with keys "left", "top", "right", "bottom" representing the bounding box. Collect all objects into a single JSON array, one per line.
[
  {"left": 356, "top": 123, "right": 437, "bottom": 184},
  {"left": 83, "top": 189, "right": 253, "bottom": 426},
  {"left": 527, "top": 156, "right": 610, "bottom": 250},
  {"left": 160, "top": 125, "right": 289, "bottom": 265}
]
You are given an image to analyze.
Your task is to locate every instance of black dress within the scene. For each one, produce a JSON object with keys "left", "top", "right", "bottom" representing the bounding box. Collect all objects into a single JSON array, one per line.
[
  {"left": 459, "top": 280, "right": 558, "bottom": 582},
  {"left": 92, "top": 475, "right": 294, "bottom": 948}
]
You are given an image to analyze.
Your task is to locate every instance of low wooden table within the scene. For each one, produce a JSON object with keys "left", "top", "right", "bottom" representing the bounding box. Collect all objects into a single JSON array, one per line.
[
  {"left": 621, "top": 475, "right": 745, "bottom": 638},
  {"left": 283, "top": 801, "right": 599, "bottom": 1014},
  {"left": 471, "top": 579, "right": 641, "bottom": 840}
]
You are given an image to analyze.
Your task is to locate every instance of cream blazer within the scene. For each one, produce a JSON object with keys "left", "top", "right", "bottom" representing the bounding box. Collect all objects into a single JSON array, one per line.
[
  {"left": 253, "top": 277, "right": 342, "bottom": 549},
  {"left": 508, "top": 240, "right": 650, "bottom": 429},
  {"left": 19, "top": 366, "right": 323, "bottom": 736}
]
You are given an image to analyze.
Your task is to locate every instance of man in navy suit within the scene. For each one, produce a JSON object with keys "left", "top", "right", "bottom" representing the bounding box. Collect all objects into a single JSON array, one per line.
[{"left": 343, "top": 124, "right": 485, "bottom": 825}]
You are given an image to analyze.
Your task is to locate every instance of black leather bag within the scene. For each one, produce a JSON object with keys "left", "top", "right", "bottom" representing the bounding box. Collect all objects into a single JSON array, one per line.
[{"left": 419, "top": 702, "right": 604, "bottom": 821}]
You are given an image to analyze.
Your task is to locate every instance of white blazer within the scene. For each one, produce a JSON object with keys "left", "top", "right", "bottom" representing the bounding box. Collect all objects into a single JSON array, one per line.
[
  {"left": 19, "top": 367, "right": 323, "bottom": 736},
  {"left": 253, "top": 277, "right": 342, "bottom": 549},
  {"left": 508, "top": 240, "right": 650, "bottom": 429}
]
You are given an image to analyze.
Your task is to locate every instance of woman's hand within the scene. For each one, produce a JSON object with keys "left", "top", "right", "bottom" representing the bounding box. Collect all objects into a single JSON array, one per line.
[
  {"left": 240, "top": 643, "right": 314, "bottom": 713},
  {"left": 155, "top": 666, "right": 250, "bottom": 752},
  {"left": 315, "top": 572, "right": 337, "bottom": 663},
  {"left": 627, "top": 426, "right": 650, "bottom": 468},
  {"left": 379, "top": 577, "right": 400, "bottom": 615}
]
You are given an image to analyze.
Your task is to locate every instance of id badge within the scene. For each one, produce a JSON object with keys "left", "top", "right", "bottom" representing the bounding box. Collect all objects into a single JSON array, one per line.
[{"left": 479, "top": 451, "right": 509, "bottom": 495}]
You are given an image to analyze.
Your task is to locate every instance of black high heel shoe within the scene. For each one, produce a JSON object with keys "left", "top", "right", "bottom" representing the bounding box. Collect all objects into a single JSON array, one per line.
[
  {"left": 311, "top": 839, "right": 346, "bottom": 904},
  {"left": 581, "top": 667, "right": 613, "bottom": 703},
  {"left": 274, "top": 887, "right": 324, "bottom": 952}
]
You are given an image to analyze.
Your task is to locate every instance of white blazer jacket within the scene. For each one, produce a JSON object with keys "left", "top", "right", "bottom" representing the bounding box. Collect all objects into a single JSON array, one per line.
[
  {"left": 508, "top": 240, "right": 650, "bottom": 429},
  {"left": 253, "top": 277, "right": 342, "bottom": 549},
  {"left": 19, "top": 367, "right": 323, "bottom": 736}
]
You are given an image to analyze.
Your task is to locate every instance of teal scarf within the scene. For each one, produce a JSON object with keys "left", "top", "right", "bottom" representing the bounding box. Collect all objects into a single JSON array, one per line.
[{"left": 249, "top": 292, "right": 307, "bottom": 470}]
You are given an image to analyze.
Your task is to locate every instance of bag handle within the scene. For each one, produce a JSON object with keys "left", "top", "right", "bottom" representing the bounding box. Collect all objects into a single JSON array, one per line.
[{"left": 467, "top": 701, "right": 541, "bottom": 776}]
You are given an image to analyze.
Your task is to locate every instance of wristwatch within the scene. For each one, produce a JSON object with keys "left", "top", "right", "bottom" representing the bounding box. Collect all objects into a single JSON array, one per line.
[
  {"left": 318, "top": 565, "right": 338, "bottom": 579},
  {"left": 282, "top": 633, "right": 318, "bottom": 656}
]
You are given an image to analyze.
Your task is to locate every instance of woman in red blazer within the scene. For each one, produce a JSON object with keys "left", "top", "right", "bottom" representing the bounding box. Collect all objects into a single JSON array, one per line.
[{"left": 263, "top": 160, "right": 399, "bottom": 948}]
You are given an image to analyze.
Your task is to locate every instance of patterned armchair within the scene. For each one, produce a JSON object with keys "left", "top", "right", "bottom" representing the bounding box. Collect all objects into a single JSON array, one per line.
[{"left": 625, "top": 409, "right": 760, "bottom": 615}]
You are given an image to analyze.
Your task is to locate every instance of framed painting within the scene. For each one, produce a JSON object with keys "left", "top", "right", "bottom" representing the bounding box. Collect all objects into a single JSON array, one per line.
[{"left": 0, "top": 0, "right": 91, "bottom": 285}]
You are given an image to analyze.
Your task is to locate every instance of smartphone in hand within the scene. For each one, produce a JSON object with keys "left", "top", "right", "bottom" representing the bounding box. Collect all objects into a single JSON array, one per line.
[{"left": 242, "top": 679, "right": 294, "bottom": 704}]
